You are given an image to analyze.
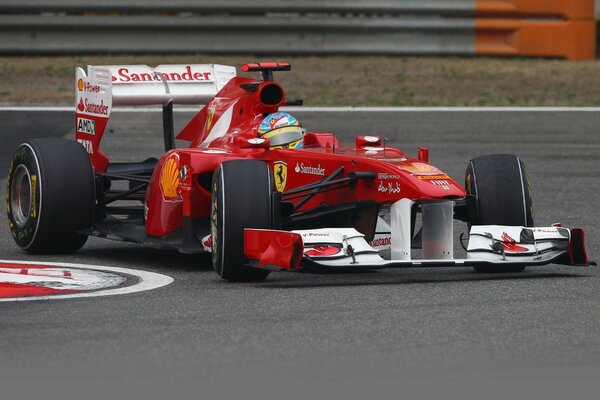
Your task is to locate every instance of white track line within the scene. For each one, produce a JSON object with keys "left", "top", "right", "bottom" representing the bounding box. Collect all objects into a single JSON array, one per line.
[
  {"left": 1, "top": 106, "right": 600, "bottom": 112},
  {"left": 0, "top": 259, "right": 173, "bottom": 302}
]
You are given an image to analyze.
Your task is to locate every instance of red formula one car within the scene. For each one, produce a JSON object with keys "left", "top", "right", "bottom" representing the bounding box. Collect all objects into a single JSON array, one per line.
[{"left": 6, "top": 62, "right": 589, "bottom": 281}]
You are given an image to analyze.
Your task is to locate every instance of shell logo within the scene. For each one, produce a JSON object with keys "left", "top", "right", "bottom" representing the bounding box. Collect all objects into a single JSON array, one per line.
[
  {"left": 402, "top": 162, "right": 442, "bottom": 175},
  {"left": 160, "top": 156, "right": 181, "bottom": 200},
  {"left": 404, "top": 163, "right": 433, "bottom": 173}
]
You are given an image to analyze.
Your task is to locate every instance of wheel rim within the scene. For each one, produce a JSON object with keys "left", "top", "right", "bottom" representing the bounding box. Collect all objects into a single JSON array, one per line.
[{"left": 10, "top": 165, "right": 32, "bottom": 228}]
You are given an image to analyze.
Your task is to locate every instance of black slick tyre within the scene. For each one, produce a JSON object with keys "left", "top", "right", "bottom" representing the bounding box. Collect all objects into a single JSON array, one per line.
[
  {"left": 465, "top": 154, "right": 534, "bottom": 273},
  {"left": 6, "top": 139, "right": 95, "bottom": 254},
  {"left": 211, "top": 160, "right": 273, "bottom": 282}
]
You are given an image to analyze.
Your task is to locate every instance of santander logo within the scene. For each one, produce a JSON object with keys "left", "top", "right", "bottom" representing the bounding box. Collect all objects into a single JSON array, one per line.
[
  {"left": 294, "top": 162, "right": 325, "bottom": 176},
  {"left": 112, "top": 66, "right": 213, "bottom": 83},
  {"left": 77, "top": 98, "right": 108, "bottom": 115}
]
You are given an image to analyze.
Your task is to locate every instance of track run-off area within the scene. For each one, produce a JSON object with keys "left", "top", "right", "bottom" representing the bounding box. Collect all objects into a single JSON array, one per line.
[{"left": 0, "top": 107, "right": 598, "bottom": 381}]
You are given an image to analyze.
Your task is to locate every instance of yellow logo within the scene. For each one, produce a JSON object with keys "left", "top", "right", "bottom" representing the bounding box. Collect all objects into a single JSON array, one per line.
[
  {"left": 273, "top": 161, "right": 287, "bottom": 192},
  {"left": 160, "top": 156, "right": 180, "bottom": 199},
  {"left": 205, "top": 103, "right": 217, "bottom": 132},
  {"left": 403, "top": 164, "right": 434, "bottom": 173}
]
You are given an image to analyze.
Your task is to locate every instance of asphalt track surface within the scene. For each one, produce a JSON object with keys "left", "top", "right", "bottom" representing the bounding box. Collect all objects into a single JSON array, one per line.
[{"left": 0, "top": 108, "right": 598, "bottom": 382}]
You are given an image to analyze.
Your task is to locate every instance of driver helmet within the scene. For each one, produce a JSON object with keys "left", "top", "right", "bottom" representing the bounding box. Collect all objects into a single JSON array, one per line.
[{"left": 257, "top": 112, "right": 304, "bottom": 149}]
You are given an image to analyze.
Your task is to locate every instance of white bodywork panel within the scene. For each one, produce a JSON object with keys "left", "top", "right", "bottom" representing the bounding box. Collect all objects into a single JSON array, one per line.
[
  {"left": 422, "top": 202, "right": 454, "bottom": 260},
  {"left": 79, "top": 64, "right": 236, "bottom": 107},
  {"left": 390, "top": 198, "right": 413, "bottom": 260},
  {"left": 294, "top": 223, "right": 570, "bottom": 269},
  {"left": 467, "top": 225, "right": 569, "bottom": 261}
]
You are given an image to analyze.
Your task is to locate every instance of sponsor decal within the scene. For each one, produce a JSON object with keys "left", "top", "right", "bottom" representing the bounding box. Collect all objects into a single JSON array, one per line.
[
  {"left": 377, "top": 173, "right": 400, "bottom": 180},
  {"left": 77, "top": 78, "right": 101, "bottom": 93},
  {"left": 430, "top": 180, "right": 450, "bottom": 190},
  {"left": 205, "top": 102, "right": 217, "bottom": 132},
  {"left": 113, "top": 66, "right": 212, "bottom": 83},
  {"left": 531, "top": 228, "right": 558, "bottom": 234},
  {"left": 294, "top": 162, "right": 325, "bottom": 176},
  {"left": 466, "top": 173, "right": 472, "bottom": 194},
  {"left": 369, "top": 236, "right": 392, "bottom": 248},
  {"left": 6, "top": 161, "right": 12, "bottom": 215},
  {"left": 402, "top": 162, "right": 443, "bottom": 176},
  {"left": 416, "top": 174, "right": 451, "bottom": 180},
  {"left": 77, "top": 138, "right": 94, "bottom": 154},
  {"left": 76, "top": 117, "right": 96, "bottom": 135},
  {"left": 299, "top": 232, "right": 330, "bottom": 238},
  {"left": 179, "top": 164, "right": 189, "bottom": 182},
  {"left": 304, "top": 245, "right": 342, "bottom": 257},
  {"left": 378, "top": 181, "right": 401, "bottom": 194},
  {"left": 199, "top": 100, "right": 237, "bottom": 148},
  {"left": 500, "top": 233, "right": 528, "bottom": 253},
  {"left": 273, "top": 161, "right": 288, "bottom": 192},
  {"left": 160, "top": 156, "right": 182, "bottom": 201},
  {"left": 77, "top": 98, "right": 109, "bottom": 116},
  {"left": 30, "top": 175, "right": 37, "bottom": 219},
  {"left": 363, "top": 136, "right": 380, "bottom": 143}
]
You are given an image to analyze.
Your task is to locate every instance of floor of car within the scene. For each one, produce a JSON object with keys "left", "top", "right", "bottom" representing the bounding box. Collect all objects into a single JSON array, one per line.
[
  {"left": 106, "top": 158, "right": 158, "bottom": 175},
  {"left": 85, "top": 215, "right": 210, "bottom": 254}
]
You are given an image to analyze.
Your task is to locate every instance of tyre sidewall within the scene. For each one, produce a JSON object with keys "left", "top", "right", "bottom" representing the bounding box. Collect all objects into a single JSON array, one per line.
[
  {"left": 211, "top": 160, "right": 272, "bottom": 282},
  {"left": 211, "top": 164, "right": 225, "bottom": 276},
  {"left": 6, "top": 139, "right": 95, "bottom": 253},
  {"left": 6, "top": 144, "right": 42, "bottom": 249}
]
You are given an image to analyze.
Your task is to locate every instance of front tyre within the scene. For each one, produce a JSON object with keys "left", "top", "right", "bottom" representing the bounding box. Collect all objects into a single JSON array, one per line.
[
  {"left": 6, "top": 139, "right": 95, "bottom": 253},
  {"left": 211, "top": 160, "right": 273, "bottom": 282},
  {"left": 465, "top": 154, "right": 534, "bottom": 273}
]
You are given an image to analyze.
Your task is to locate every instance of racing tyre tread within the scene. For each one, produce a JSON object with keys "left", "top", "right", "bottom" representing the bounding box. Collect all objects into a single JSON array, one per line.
[
  {"left": 211, "top": 160, "right": 273, "bottom": 282},
  {"left": 6, "top": 139, "right": 95, "bottom": 254}
]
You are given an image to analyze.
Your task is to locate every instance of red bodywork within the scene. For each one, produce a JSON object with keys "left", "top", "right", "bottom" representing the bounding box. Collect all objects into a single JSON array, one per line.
[{"left": 84, "top": 64, "right": 466, "bottom": 240}]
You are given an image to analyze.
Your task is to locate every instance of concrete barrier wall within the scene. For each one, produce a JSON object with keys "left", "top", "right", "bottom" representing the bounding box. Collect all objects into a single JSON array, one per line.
[{"left": 0, "top": 0, "right": 595, "bottom": 60}]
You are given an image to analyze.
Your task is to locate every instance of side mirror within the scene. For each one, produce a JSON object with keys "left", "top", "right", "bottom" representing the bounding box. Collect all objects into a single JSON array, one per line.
[
  {"left": 235, "top": 136, "right": 271, "bottom": 149},
  {"left": 356, "top": 135, "right": 382, "bottom": 147}
]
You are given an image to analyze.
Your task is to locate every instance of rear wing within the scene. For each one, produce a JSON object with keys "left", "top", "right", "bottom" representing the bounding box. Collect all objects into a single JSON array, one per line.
[{"left": 75, "top": 64, "right": 236, "bottom": 172}]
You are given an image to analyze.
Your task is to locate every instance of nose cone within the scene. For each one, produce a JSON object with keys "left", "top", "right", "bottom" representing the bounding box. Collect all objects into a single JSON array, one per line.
[
  {"left": 398, "top": 161, "right": 466, "bottom": 200},
  {"left": 410, "top": 175, "right": 466, "bottom": 199}
]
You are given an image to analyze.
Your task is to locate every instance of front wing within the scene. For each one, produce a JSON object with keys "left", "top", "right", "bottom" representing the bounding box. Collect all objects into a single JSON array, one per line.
[{"left": 243, "top": 225, "right": 589, "bottom": 272}]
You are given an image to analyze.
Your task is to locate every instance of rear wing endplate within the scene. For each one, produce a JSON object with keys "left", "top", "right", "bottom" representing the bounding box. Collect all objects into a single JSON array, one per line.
[{"left": 75, "top": 64, "right": 236, "bottom": 171}]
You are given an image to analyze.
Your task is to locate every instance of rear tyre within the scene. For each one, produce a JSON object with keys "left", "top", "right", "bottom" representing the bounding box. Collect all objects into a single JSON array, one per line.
[
  {"left": 6, "top": 139, "right": 95, "bottom": 254},
  {"left": 211, "top": 160, "right": 273, "bottom": 282},
  {"left": 465, "top": 154, "right": 534, "bottom": 273}
]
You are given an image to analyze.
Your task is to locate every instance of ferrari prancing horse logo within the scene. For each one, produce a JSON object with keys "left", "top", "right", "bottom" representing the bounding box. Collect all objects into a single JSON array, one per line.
[
  {"left": 274, "top": 161, "right": 287, "bottom": 192},
  {"left": 205, "top": 102, "right": 217, "bottom": 132}
]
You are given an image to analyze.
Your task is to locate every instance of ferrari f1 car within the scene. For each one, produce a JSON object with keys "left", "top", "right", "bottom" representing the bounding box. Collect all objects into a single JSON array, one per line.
[{"left": 6, "top": 62, "right": 589, "bottom": 281}]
